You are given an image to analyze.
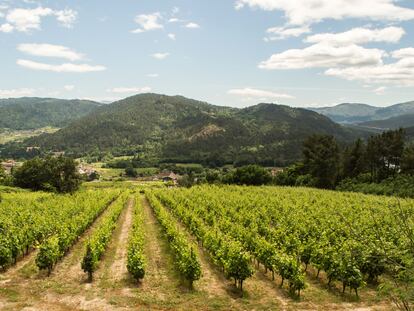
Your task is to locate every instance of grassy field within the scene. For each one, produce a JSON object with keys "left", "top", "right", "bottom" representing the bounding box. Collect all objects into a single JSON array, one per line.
[
  {"left": 0, "top": 127, "right": 59, "bottom": 144},
  {"left": 0, "top": 184, "right": 395, "bottom": 310}
]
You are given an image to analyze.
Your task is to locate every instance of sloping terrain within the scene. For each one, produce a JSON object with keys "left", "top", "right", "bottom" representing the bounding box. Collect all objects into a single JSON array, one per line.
[
  {"left": 0, "top": 97, "right": 101, "bottom": 130},
  {"left": 10, "top": 93, "right": 361, "bottom": 165}
]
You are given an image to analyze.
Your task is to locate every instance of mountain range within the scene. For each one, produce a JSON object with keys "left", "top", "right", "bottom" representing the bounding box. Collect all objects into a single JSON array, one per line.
[
  {"left": 311, "top": 101, "right": 414, "bottom": 125},
  {"left": 0, "top": 94, "right": 360, "bottom": 166},
  {"left": 1, "top": 94, "right": 414, "bottom": 165}
]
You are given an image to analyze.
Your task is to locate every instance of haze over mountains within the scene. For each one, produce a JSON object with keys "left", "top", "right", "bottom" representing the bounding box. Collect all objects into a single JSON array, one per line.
[
  {"left": 0, "top": 98, "right": 101, "bottom": 130},
  {"left": 311, "top": 101, "right": 414, "bottom": 125},
  {"left": 1, "top": 94, "right": 413, "bottom": 165}
]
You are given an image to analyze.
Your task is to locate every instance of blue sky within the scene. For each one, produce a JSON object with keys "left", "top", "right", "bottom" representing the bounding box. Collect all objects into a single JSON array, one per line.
[{"left": 0, "top": 0, "right": 414, "bottom": 108}]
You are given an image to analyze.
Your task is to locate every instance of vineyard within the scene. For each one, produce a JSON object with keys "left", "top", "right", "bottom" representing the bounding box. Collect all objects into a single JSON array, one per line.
[{"left": 0, "top": 183, "right": 412, "bottom": 310}]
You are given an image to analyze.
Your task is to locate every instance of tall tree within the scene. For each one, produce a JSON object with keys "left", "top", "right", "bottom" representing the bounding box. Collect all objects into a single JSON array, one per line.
[
  {"left": 342, "top": 138, "right": 367, "bottom": 178},
  {"left": 401, "top": 144, "right": 414, "bottom": 176},
  {"left": 366, "top": 129, "right": 405, "bottom": 181},
  {"left": 302, "top": 135, "right": 340, "bottom": 189}
]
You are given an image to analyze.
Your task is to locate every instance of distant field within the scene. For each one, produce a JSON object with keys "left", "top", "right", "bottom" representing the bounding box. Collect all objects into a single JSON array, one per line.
[
  {"left": 0, "top": 127, "right": 59, "bottom": 144},
  {"left": 0, "top": 184, "right": 404, "bottom": 310}
]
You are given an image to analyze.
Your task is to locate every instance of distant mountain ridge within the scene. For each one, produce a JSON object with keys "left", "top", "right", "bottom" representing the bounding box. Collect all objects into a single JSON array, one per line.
[
  {"left": 3, "top": 93, "right": 363, "bottom": 166},
  {"left": 310, "top": 101, "right": 414, "bottom": 124},
  {"left": 0, "top": 97, "right": 102, "bottom": 130}
]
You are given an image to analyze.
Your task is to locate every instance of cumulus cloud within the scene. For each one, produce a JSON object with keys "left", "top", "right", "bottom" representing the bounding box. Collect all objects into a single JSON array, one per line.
[
  {"left": 235, "top": 0, "right": 414, "bottom": 25},
  {"left": 259, "top": 43, "right": 385, "bottom": 70},
  {"left": 185, "top": 22, "right": 200, "bottom": 29},
  {"left": 0, "top": 88, "right": 35, "bottom": 98},
  {"left": 265, "top": 25, "right": 311, "bottom": 41},
  {"left": 392, "top": 48, "right": 414, "bottom": 59},
  {"left": 168, "top": 33, "right": 176, "bottom": 40},
  {"left": 0, "top": 7, "right": 77, "bottom": 33},
  {"left": 151, "top": 52, "right": 170, "bottom": 60},
  {"left": 17, "top": 59, "right": 106, "bottom": 73},
  {"left": 325, "top": 55, "right": 414, "bottom": 86},
  {"left": 228, "top": 87, "right": 294, "bottom": 100},
  {"left": 131, "top": 12, "right": 163, "bottom": 33},
  {"left": 305, "top": 26, "right": 405, "bottom": 46},
  {"left": 17, "top": 43, "right": 84, "bottom": 61},
  {"left": 106, "top": 86, "right": 152, "bottom": 93}
]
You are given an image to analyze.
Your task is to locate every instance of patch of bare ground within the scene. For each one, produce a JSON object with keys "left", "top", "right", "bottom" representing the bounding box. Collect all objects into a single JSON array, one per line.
[
  {"left": 138, "top": 197, "right": 178, "bottom": 302},
  {"left": 0, "top": 249, "right": 38, "bottom": 280},
  {"left": 110, "top": 198, "right": 134, "bottom": 282}
]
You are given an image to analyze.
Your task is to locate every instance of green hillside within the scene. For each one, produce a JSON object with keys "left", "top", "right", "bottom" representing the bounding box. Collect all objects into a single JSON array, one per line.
[
  {"left": 0, "top": 97, "right": 102, "bottom": 130},
  {"left": 4, "top": 94, "right": 363, "bottom": 165}
]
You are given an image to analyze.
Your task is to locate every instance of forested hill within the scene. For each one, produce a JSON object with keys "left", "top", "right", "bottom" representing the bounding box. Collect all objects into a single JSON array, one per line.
[
  {"left": 8, "top": 93, "right": 362, "bottom": 165},
  {"left": 0, "top": 97, "right": 102, "bottom": 130}
]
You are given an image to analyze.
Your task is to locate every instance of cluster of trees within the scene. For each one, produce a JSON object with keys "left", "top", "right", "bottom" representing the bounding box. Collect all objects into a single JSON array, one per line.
[
  {"left": 276, "top": 129, "right": 414, "bottom": 192},
  {"left": 1, "top": 156, "right": 82, "bottom": 193}
]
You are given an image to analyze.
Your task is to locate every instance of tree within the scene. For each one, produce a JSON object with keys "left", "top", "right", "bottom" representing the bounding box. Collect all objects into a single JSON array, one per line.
[
  {"left": 401, "top": 144, "right": 414, "bottom": 176},
  {"left": 366, "top": 129, "right": 405, "bottom": 181},
  {"left": 226, "top": 165, "right": 272, "bottom": 186},
  {"left": 342, "top": 138, "right": 367, "bottom": 178},
  {"left": 302, "top": 135, "right": 340, "bottom": 189},
  {"left": 0, "top": 165, "right": 6, "bottom": 183},
  {"left": 124, "top": 166, "right": 138, "bottom": 178},
  {"left": 13, "top": 156, "right": 81, "bottom": 193}
]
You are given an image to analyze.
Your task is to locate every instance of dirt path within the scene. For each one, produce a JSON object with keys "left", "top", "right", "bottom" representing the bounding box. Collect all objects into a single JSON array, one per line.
[
  {"left": 0, "top": 249, "right": 38, "bottom": 282},
  {"left": 140, "top": 197, "right": 176, "bottom": 298},
  {"left": 110, "top": 198, "right": 134, "bottom": 281},
  {"left": 52, "top": 203, "right": 118, "bottom": 284}
]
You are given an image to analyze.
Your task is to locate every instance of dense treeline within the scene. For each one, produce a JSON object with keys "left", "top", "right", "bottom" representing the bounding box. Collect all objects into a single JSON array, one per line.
[{"left": 275, "top": 129, "right": 414, "bottom": 196}]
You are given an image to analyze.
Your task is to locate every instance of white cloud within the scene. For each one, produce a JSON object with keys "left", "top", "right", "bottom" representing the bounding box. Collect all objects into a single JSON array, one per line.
[
  {"left": 235, "top": 0, "right": 414, "bottom": 25},
  {"left": 265, "top": 25, "right": 311, "bottom": 41},
  {"left": 147, "top": 73, "right": 159, "bottom": 78},
  {"left": 168, "top": 18, "right": 181, "bottom": 23},
  {"left": 305, "top": 26, "right": 405, "bottom": 46},
  {"left": 151, "top": 52, "right": 170, "bottom": 60},
  {"left": 3, "top": 7, "right": 77, "bottom": 33},
  {"left": 325, "top": 56, "right": 414, "bottom": 86},
  {"left": 392, "top": 47, "right": 414, "bottom": 59},
  {"left": 17, "top": 59, "right": 106, "bottom": 73},
  {"left": 185, "top": 22, "right": 200, "bottom": 29},
  {"left": 0, "top": 23, "right": 13, "bottom": 33},
  {"left": 228, "top": 87, "right": 294, "bottom": 100},
  {"left": 17, "top": 43, "right": 84, "bottom": 61},
  {"left": 259, "top": 43, "right": 385, "bottom": 69},
  {"left": 106, "top": 86, "right": 152, "bottom": 93},
  {"left": 168, "top": 33, "right": 176, "bottom": 40},
  {"left": 64, "top": 85, "right": 75, "bottom": 91},
  {"left": 131, "top": 12, "right": 163, "bottom": 33},
  {"left": 54, "top": 9, "right": 77, "bottom": 28},
  {"left": 0, "top": 88, "right": 35, "bottom": 98}
]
